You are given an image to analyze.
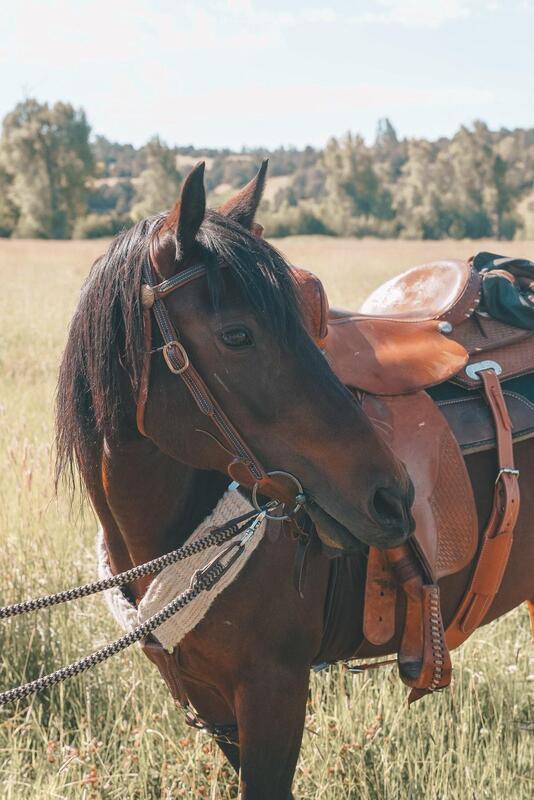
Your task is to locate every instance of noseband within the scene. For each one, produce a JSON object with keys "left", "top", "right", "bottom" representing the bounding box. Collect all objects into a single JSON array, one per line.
[{"left": 136, "top": 247, "right": 305, "bottom": 514}]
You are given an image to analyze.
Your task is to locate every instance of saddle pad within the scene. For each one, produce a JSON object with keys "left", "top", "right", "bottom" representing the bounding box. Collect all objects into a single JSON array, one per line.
[
  {"left": 361, "top": 391, "right": 478, "bottom": 580},
  {"left": 96, "top": 489, "right": 267, "bottom": 653}
]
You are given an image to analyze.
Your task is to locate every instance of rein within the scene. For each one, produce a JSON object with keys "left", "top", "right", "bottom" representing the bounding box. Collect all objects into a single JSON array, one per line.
[{"left": 0, "top": 503, "right": 273, "bottom": 707}]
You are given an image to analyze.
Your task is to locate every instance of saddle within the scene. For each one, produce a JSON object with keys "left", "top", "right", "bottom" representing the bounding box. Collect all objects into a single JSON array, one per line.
[{"left": 310, "top": 255, "right": 534, "bottom": 699}]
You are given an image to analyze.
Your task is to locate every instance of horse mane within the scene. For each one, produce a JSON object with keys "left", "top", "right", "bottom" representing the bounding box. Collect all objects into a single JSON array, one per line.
[{"left": 55, "top": 209, "right": 331, "bottom": 490}]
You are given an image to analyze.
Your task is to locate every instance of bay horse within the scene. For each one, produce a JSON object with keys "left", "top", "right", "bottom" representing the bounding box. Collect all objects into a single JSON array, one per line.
[
  {"left": 55, "top": 162, "right": 414, "bottom": 798},
  {"left": 55, "top": 163, "right": 533, "bottom": 798}
]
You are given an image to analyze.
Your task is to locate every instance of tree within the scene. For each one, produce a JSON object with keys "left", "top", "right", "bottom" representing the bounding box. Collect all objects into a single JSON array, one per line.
[
  {"left": 92, "top": 135, "right": 141, "bottom": 178},
  {"left": 374, "top": 118, "right": 407, "bottom": 183},
  {"left": 321, "top": 134, "right": 394, "bottom": 235},
  {"left": 392, "top": 123, "right": 521, "bottom": 240},
  {"left": 436, "top": 122, "right": 519, "bottom": 239},
  {"left": 393, "top": 140, "right": 444, "bottom": 238},
  {"left": 492, "top": 154, "right": 517, "bottom": 239},
  {"left": 0, "top": 164, "right": 17, "bottom": 236},
  {"left": 0, "top": 99, "right": 93, "bottom": 238},
  {"left": 130, "top": 137, "right": 182, "bottom": 221},
  {"left": 375, "top": 118, "right": 398, "bottom": 150}
]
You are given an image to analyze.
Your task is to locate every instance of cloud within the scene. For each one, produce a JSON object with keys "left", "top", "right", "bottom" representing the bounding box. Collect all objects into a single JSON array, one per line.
[
  {"left": 142, "top": 82, "right": 494, "bottom": 120},
  {"left": 0, "top": 0, "right": 526, "bottom": 150},
  {"left": 217, "top": 1, "right": 495, "bottom": 32},
  {"left": 350, "top": 1, "right": 472, "bottom": 29},
  {"left": 347, "top": 0, "right": 529, "bottom": 29},
  {"left": 0, "top": 0, "right": 513, "bottom": 74}
]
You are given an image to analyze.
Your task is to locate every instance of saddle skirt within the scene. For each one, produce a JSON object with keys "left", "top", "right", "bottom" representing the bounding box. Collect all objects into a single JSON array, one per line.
[{"left": 361, "top": 392, "right": 478, "bottom": 583}]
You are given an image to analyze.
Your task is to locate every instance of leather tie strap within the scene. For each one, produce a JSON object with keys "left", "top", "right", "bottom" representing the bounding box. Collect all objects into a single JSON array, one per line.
[
  {"left": 446, "top": 368, "right": 520, "bottom": 649},
  {"left": 362, "top": 547, "right": 397, "bottom": 645}
]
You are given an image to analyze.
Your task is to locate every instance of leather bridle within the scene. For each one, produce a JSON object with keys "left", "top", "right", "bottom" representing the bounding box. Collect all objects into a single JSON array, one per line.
[{"left": 137, "top": 245, "right": 306, "bottom": 514}]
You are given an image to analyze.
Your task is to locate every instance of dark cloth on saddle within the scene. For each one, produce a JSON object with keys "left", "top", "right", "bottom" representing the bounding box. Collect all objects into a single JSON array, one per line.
[
  {"left": 472, "top": 251, "right": 534, "bottom": 330},
  {"left": 428, "top": 373, "right": 534, "bottom": 454}
]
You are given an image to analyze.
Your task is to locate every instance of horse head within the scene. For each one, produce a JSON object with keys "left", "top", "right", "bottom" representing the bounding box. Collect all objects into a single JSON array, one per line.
[{"left": 137, "top": 161, "right": 414, "bottom": 551}]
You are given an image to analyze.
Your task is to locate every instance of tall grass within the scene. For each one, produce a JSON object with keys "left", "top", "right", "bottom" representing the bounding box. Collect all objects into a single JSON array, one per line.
[{"left": 0, "top": 238, "right": 532, "bottom": 799}]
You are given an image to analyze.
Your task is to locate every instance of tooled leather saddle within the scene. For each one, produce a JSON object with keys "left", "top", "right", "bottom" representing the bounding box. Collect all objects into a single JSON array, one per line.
[{"left": 300, "top": 253, "right": 534, "bottom": 700}]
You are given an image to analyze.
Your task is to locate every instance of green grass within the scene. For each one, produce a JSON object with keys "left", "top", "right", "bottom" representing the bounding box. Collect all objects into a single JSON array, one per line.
[{"left": 0, "top": 238, "right": 532, "bottom": 798}]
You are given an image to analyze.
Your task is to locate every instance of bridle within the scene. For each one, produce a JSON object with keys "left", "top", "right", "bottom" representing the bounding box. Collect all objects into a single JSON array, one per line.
[{"left": 136, "top": 242, "right": 306, "bottom": 517}]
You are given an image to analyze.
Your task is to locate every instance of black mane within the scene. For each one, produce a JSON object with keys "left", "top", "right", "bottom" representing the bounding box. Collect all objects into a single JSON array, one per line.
[{"left": 55, "top": 210, "right": 333, "bottom": 488}]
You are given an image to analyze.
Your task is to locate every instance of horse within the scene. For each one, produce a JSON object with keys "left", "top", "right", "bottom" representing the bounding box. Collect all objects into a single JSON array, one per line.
[{"left": 55, "top": 161, "right": 415, "bottom": 799}]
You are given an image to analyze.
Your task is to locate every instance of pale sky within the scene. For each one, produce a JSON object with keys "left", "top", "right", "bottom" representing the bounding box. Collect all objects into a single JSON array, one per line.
[{"left": 2, "top": 0, "right": 533, "bottom": 150}]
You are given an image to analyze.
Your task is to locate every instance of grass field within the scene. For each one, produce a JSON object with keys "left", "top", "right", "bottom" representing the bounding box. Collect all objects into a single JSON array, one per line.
[{"left": 0, "top": 237, "right": 533, "bottom": 799}]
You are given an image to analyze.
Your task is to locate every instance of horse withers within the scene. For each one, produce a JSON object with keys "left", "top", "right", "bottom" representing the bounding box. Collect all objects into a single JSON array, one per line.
[{"left": 56, "top": 162, "right": 413, "bottom": 798}]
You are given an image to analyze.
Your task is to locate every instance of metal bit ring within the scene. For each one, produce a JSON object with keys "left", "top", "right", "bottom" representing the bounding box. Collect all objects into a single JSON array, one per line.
[{"left": 252, "top": 470, "right": 306, "bottom": 521}]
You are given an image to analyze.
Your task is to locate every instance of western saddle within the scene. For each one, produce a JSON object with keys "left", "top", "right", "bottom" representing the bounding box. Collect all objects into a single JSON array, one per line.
[{"left": 300, "top": 255, "right": 534, "bottom": 701}]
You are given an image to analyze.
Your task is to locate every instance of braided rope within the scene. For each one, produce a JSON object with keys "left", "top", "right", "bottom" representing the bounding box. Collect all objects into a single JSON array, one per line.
[
  {"left": 0, "top": 559, "right": 226, "bottom": 707},
  {"left": 0, "top": 508, "right": 267, "bottom": 707},
  {"left": 0, "top": 510, "right": 257, "bottom": 620}
]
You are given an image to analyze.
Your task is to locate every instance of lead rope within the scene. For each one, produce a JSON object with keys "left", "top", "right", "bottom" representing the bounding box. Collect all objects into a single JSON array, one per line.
[
  {"left": 0, "top": 509, "right": 258, "bottom": 620},
  {"left": 0, "top": 507, "right": 269, "bottom": 707}
]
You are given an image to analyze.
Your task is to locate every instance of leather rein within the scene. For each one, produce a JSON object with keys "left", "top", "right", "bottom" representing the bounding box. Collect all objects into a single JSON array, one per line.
[{"left": 137, "top": 244, "right": 305, "bottom": 514}]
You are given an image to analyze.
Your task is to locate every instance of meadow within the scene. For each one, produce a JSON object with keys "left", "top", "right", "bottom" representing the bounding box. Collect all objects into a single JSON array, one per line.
[{"left": 0, "top": 237, "right": 532, "bottom": 799}]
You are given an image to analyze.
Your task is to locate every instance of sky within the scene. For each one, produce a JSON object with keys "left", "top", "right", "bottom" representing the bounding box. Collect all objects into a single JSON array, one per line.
[{"left": 1, "top": 0, "right": 533, "bottom": 150}]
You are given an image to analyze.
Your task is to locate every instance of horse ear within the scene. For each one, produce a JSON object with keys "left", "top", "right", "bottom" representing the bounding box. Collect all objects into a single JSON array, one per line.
[
  {"left": 218, "top": 159, "right": 268, "bottom": 231},
  {"left": 164, "top": 161, "right": 206, "bottom": 262}
]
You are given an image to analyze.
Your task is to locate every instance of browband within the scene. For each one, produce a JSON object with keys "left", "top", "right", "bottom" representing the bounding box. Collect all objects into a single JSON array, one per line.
[{"left": 140, "top": 263, "right": 224, "bottom": 308}]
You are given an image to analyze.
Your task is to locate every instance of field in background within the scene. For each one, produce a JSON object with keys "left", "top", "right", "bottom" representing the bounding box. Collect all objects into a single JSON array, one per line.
[{"left": 0, "top": 237, "right": 532, "bottom": 799}]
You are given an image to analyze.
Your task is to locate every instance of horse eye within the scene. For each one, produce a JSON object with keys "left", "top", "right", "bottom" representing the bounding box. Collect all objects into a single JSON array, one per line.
[{"left": 220, "top": 327, "right": 254, "bottom": 349}]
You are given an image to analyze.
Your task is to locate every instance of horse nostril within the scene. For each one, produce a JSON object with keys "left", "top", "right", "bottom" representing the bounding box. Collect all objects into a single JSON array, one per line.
[{"left": 371, "top": 487, "right": 408, "bottom": 531}]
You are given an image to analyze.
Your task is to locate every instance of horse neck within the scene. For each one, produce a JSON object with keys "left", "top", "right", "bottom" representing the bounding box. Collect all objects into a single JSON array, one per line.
[{"left": 92, "top": 434, "right": 229, "bottom": 598}]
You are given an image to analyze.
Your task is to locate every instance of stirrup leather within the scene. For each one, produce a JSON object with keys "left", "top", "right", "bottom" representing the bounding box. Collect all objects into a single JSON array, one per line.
[{"left": 446, "top": 368, "right": 520, "bottom": 649}]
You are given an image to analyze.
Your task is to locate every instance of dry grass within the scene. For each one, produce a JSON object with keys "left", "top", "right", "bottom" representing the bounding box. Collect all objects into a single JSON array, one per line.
[{"left": 0, "top": 237, "right": 532, "bottom": 799}]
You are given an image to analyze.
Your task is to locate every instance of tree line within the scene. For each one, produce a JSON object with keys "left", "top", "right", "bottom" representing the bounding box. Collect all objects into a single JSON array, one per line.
[{"left": 1, "top": 99, "right": 533, "bottom": 240}]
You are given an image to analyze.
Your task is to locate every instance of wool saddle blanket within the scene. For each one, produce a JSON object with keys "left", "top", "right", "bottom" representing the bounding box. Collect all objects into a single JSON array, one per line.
[{"left": 96, "top": 489, "right": 266, "bottom": 653}]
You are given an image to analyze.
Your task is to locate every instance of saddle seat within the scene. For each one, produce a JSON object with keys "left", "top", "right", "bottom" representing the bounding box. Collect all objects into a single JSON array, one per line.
[
  {"left": 358, "top": 259, "right": 481, "bottom": 324},
  {"left": 324, "top": 260, "right": 483, "bottom": 396}
]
